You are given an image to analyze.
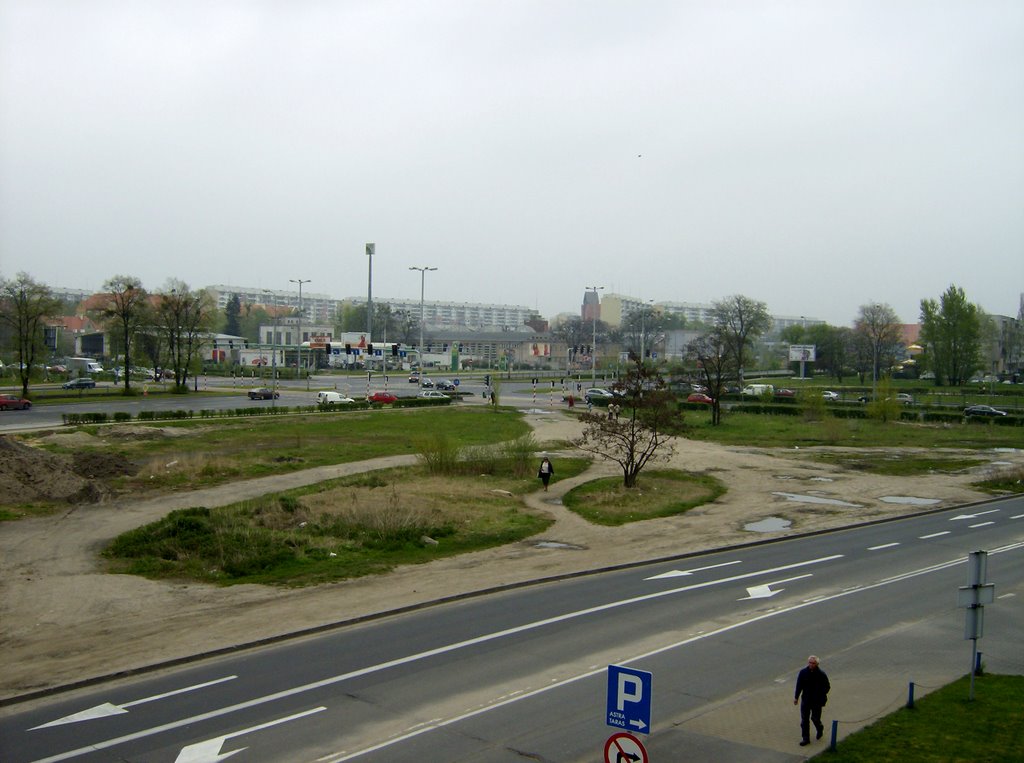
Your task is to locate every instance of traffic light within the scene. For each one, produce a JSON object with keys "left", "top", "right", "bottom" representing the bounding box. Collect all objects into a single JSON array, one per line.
[
  {"left": 391, "top": 344, "right": 398, "bottom": 356},
  {"left": 484, "top": 374, "right": 491, "bottom": 386},
  {"left": 367, "top": 343, "right": 374, "bottom": 353},
  {"left": 345, "top": 343, "right": 352, "bottom": 354}
]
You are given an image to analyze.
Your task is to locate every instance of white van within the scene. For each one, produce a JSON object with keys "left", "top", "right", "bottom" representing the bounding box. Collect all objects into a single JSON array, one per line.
[
  {"left": 316, "top": 391, "right": 354, "bottom": 404},
  {"left": 741, "top": 384, "right": 774, "bottom": 397}
]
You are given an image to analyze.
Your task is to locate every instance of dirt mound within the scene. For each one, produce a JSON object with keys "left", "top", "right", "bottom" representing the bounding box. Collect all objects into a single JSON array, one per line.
[
  {"left": 0, "top": 436, "right": 109, "bottom": 505},
  {"left": 71, "top": 450, "right": 138, "bottom": 480}
]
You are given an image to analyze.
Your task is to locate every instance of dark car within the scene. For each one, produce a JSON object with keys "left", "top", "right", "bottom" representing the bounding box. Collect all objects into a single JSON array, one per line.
[
  {"left": 62, "top": 377, "right": 96, "bottom": 390},
  {"left": 368, "top": 391, "right": 398, "bottom": 404},
  {"left": 964, "top": 405, "right": 1008, "bottom": 418},
  {"left": 0, "top": 394, "right": 31, "bottom": 410},
  {"left": 584, "top": 388, "right": 616, "bottom": 405},
  {"left": 247, "top": 387, "right": 279, "bottom": 400},
  {"left": 434, "top": 379, "right": 457, "bottom": 391}
]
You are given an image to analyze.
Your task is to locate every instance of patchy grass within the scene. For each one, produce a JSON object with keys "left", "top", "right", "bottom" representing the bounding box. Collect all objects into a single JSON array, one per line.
[
  {"left": 973, "top": 464, "right": 1024, "bottom": 494},
  {"left": 562, "top": 469, "right": 726, "bottom": 526},
  {"left": 685, "top": 411, "right": 1023, "bottom": 449},
  {"left": 803, "top": 452, "right": 986, "bottom": 477},
  {"left": 818, "top": 673, "right": 1024, "bottom": 762},
  {"left": 102, "top": 467, "right": 555, "bottom": 586}
]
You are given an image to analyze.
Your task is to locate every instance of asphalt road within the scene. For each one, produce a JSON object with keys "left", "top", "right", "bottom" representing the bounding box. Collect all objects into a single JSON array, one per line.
[{"left": 3, "top": 497, "right": 1022, "bottom": 763}]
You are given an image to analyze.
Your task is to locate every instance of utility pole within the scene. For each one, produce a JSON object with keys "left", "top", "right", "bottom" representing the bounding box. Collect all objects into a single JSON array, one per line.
[
  {"left": 409, "top": 266, "right": 437, "bottom": 370},
  {"left": 586, "top": 285, "right": 604, "bottom": 385},
  {"left": 290, "top": 278, "right": 310, "bottom": 384}
]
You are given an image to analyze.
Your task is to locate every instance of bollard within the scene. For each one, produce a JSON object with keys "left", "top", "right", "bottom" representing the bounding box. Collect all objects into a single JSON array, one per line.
[
  {"left": 975, "top": 651, "right": 983, "bottom": 676},
  {"left": 829, "top": 719, "right": 838, "bottom": 751},
  {"left": 907, "top": 681, "right": 915, "bottom": 709}
]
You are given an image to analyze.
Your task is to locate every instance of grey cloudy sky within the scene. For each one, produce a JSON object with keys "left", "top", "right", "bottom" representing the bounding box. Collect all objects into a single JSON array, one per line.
[{"left": 1, "top": 0, "right": 1022, "bottom": 326}]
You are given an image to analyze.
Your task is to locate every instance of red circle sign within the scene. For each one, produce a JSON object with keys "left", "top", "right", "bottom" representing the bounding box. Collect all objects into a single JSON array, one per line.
[{"left": 604, "top": 731, "right": 649, "bottom": 763}]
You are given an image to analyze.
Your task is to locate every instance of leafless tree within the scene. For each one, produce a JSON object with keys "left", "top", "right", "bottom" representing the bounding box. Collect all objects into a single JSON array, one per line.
[
  {"left": 573, "top": 354, "right": 682, "bottom": 487},
  {"left": 711, "top": 295, "right": 771, "bottom": 386},
  {"left": 0, "top": 273, "right": 61, "bottom": 397},
  {"left": 99, "top": 275, "right": 148, "bottom": 393},
  {"left": 152, "top": 281, "right": 215, "bottom": 390},
  {"left": 854, "top": 302, "right": 902, "bottom": 390},
  {"left": 686, "top": 329, "right": 735, "bottom": 425}
]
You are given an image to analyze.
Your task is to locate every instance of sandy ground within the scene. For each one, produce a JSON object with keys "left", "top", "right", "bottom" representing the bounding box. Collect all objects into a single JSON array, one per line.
[{"left": 1, "top": 411, "right": 1020, "bottom": 702}]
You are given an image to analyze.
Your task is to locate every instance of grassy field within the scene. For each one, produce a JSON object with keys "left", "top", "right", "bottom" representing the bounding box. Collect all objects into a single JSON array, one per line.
[
  {"left": 562, "top": 469, "right": 727, "bottom": 526},
  {"left": 817, "top": 673, "right": 1024, "bottom": 762},
  {"left": 102, "top": 456, "right": 593, "bottom": 586}
]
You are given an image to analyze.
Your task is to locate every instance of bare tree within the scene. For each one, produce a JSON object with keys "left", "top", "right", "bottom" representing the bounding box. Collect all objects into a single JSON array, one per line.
[
  {"left": 0, "top": 273, "right": 61, "bottom": 397},
  {"left": 711, "top": 295, "right": 771, "bottom": 386},
  {"left": 686, "top": 329, "right": 735, "bottom": 425},
  {"left": 99, "top": 275, "right": 148, "bottom": 393},
  {"left": 854, "top": 302, "right": 903, "bottom": 392},
  {"left": 152, "top": 281, "right": 215, "bottom": 391},
  {"left": 573, "top": 354, "right": 682, "bottom": 487}
]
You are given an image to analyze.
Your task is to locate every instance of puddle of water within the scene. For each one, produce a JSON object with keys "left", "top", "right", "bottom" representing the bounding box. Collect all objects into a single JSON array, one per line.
[
  {"left": 745, "top": 517, "right": 792, "bottom": 532},
  {"left": 519, "top": 408, "right": 553, "bottom": 415},
  {"left": 533, "top": 541, "right": 584, "bottom": 550},
  {"left": 988, "top": 461, "right": 1013, "bottom": 467},
  {"left": 772, "top": 492, "right": 863, "bottom": 507},
  {"left": 880, "top": 496, "right": 941, "bottom": 505},
  {"left": 809, "top": 477, "right": 834, "bottom": 482},
  {"left": 992, "top": 448, "right": 1020, "bottom": 453}
]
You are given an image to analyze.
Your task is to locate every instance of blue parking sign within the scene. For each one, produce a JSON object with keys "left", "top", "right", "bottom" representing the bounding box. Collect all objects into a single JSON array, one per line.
[{"left": 606, "top": 665, "right": 652, "bottom": 734}]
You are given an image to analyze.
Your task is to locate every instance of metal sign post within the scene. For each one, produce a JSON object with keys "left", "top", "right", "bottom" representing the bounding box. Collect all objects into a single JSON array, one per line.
[{"left": 957, "top": 550, "right": 995, "bottom": 700}]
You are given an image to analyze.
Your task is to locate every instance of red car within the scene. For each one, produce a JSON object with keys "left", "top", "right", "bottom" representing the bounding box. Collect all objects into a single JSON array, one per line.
[
  {"left": 686, "top": 392, "right": 713, "bottom": 404},
  {"left": 0, "top": 394, "right": 32, "bottom": 410},
  {"left": 368, "top": 391, "right": 398, "bottom": 404}
]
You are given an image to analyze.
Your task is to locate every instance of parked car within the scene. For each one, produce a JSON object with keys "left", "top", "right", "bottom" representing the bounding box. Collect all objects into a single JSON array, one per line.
[
  {"left": 417, "top": 390, "right": 449, "bottom": 399},
  {"left": 0, "top": 394, "right": 31, "bottom": 410},
  {"left": 686, "top": 392, "right": 713, "bottom": 404},
  {"left": 822, "top": 390, "right": 840, "bottom": 401},
  {"left": 62, "top": 377, "right": 96, "bottom": 390},
  {"left": 316, "top": 391, "right": 355, "bottom": 404},
  {"left": 247, "top": 387, "right": 279, "bottom": 400},
  {"left": 368, "top": 391, "right": 398, "bottom": 404},
  {"left": 964, "top": 405, "right": 1008, "bottom": 418}
]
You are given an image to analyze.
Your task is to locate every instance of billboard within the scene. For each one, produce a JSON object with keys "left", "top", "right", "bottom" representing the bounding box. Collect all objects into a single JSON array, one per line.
[{"left": 788, "top": 344, "right": 816, "bottom": 362}]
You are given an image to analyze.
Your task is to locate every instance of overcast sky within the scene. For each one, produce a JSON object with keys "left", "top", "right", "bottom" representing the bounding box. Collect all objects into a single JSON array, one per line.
[{"left": 1, "top": 0, "right": 1022, "bottom": 326}]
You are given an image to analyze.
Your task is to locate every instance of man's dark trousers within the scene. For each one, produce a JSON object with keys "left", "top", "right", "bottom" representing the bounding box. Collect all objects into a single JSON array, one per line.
[{"left": 800, "top": 701, "right": 824, "bottom": 742}]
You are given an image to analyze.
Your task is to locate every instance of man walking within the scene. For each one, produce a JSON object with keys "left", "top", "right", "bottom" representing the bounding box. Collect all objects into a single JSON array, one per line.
[{"left": 794, "top": 655, "right": 830, "bottom": 746}]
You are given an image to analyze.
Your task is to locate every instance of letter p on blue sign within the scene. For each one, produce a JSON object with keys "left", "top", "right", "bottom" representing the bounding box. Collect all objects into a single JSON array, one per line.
[{"left": 606, "top": 665, "right": 652, "bottom": 734}]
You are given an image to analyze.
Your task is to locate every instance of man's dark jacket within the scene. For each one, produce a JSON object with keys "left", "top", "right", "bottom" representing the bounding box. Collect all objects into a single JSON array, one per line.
[{"left": 794, "top": 666, "right": 831, "bottom": 707}]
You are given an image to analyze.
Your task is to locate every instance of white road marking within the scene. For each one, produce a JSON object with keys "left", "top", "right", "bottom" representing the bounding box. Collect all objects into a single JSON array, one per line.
[
  {"left": 867, "top": 543, "right": 900, "bottom": 551},
  {"left": 174, "top": 706, "right": 325, "bottom": 763},
  {"left": 645, "top": 560, "right": 742, "bottom": 579},
  {"left": 919, "top": 531, "right": 950, "bottom": 539},
  {"left": 969, "top": 522, "right": 996, "bottom": 528}
]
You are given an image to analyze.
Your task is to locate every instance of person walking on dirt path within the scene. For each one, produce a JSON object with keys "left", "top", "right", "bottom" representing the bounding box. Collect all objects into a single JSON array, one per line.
[
  {"left": 537, "top": 456, "right": 554, "bottom": 491},
  {"left": 794, "top": 655, "right": 831, "bottom": 746}
]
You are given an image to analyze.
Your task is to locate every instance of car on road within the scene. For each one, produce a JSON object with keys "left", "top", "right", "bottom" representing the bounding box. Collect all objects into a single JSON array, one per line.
[
  {"left": 368, "top": 391, "right": 398, "bottom": 404},
  {"left": 775, "top": 388, "right": 796, "bottom": 398},
  {"left": 0, "top": 394, "right": 32, "bottom": 410},
  {"left": 417, "top": 390, "right": 449, "bottom": 399},
  {"left": 964, "top": 405, "right": 1008, "bottom": 418},
  {"left": 822, "top": 390, "right": 840, "bottom": 401},
  {"left": 420, "top": 378, "right": 434, "bottom": 388},
  {"left": 434, "top": 379, "right": 457, "bottom": 391},
  {"left": 686, "top": 392, "right": 713, "bottom": 404},
  {"left": 584, "top": 388, "right": 616, "bottom": 405},
  {"left": 895, "top": 393, "right": 914, "bottom": 404},
  {"left": 316, "top": 391, "right": 355, "bottom": 404},
  {"left": 408, "top": 372, "right": 421, "bottom": 383},
  {"left": 247, "top": 387, "right": 279, "bottom": 400},
  {"left": 62, "top": 377, "right": 96, "bottom": 390}
]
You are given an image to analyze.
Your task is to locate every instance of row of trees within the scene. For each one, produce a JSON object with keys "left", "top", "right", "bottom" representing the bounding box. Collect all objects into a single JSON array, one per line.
[{"left": 0, "top": 273, "right": 214, "bottom": 396}]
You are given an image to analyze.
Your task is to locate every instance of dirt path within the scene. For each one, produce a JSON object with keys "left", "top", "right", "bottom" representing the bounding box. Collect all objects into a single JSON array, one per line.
[{"left": 1, "top": 411, "right": 1017, "bottom": 701}]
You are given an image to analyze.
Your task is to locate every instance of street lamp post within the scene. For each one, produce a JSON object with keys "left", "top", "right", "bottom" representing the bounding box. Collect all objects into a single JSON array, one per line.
[
  {"left": 262, "top": 290, "right": 278, "bottom": 408},
  {"left": 585, "top": 285, "right": 604, "bottom": 385},
  {"left": 409, "top": 266, "right": 437, "bottom": 370},
  {"left": 290, "top": 278, "right": 311, "bottom": 385}
]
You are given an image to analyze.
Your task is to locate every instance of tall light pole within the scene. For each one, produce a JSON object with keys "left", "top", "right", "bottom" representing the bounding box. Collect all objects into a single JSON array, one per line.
[
  {"left": 640, "top": 299, "right": 654, "bottom": 362},
  {"left": 585, "top": 285, "right": 604, "bottom": 385},
  {"left": 290, "top": 278, "right": 310, "bottom": 381},
  {"left": 262, "top": 289, "right": 278, "bottom": 407},
  {"left": 409, "top": 266, "right": 437, "bottom": 369}
]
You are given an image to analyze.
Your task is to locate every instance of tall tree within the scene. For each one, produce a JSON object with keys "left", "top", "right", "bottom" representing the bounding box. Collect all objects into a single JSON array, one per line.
[
  {"left": 573, "top": 354, "right": 681, "bottom": 487},
  {"left": 152, "top": 281, "right": 214, "bottom": 391},
  {"left": 224, "top": 293, "right": 242, "bottom": 337},
  {"left": 919, "top": 285, "right": 983, "bottom": 386},
  {"left": 854, "top": 302, "right": 903, "bottom": 390},
  {"left": 807, "top": 324, "right": 854, "bottom": 382},
  {"left": 711, "top": 295, "right": 771, "bottom": 386},
  {"left": 99, "top": 275, "right": 148, "bottom": 393},
  {"left": 0, "top": 273, "right": 61, "bottom": 397},
  {"left": 687, "top": 328, "right": 734, "bottom": 425}
]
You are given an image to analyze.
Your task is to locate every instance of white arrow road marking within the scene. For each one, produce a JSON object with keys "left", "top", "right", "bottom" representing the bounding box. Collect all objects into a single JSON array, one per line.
[
  {"left": 29, "top": 555, "right": 844, "bottom": 763},
  {"left": 950, "top": 509, "right": 1000, "bottom": 521},
  {"left": 644, "top": 560, "right": 741, "bottom": 579},
  {"left": 32, "top": 676, "right": 238, "bottom": 729},
  {"left": 175, "top": 706, "right": 326, "bottom": 763},
  {"left": 740, "top": 574, "right": 813, "bottom": 600}
]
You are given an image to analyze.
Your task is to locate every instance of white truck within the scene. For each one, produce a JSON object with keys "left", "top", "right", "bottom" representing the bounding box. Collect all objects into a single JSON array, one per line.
[{"left": 67, "top": 357, "right": 104, "bottom": 375}]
